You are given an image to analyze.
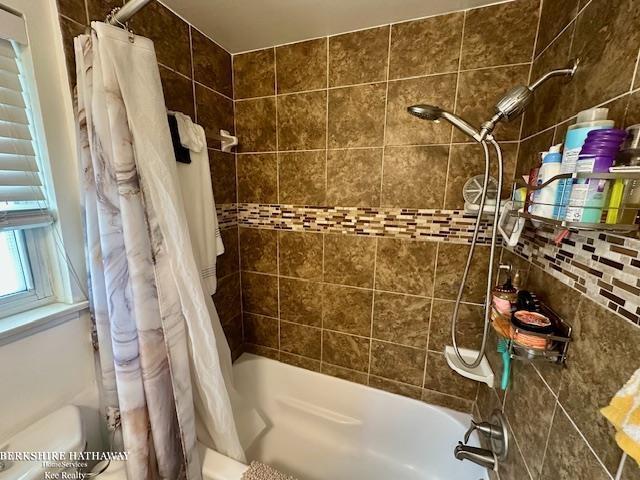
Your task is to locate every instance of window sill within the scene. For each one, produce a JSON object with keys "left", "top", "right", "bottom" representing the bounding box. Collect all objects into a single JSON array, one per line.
[{"left": 0, "top": 300, "right": 89, "bottom": 346}]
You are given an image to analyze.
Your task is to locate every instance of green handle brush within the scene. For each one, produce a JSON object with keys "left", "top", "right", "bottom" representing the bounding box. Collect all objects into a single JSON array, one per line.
[{"left": 497, "top": 339, "right": 511, "bottom": 390}]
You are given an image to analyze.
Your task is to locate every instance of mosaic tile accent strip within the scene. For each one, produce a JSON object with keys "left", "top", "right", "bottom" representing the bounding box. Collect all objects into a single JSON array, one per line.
[
  {"left": 237, "top": 203, "right": 494, "bottom": 243},
  {"left": 511, "top": 226, "right": 640, "bottom": 326},
  {"left": 216, "top": 203, "right": 238, "bottom": 229}
]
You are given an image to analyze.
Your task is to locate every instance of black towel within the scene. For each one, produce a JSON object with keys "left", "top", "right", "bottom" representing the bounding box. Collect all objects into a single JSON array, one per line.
[{"left": 168, "top": 114, "right": 191, "bottom": 164}]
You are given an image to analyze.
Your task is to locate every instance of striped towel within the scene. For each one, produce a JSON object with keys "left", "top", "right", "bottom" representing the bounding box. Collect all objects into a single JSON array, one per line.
[
  {"left": 173, "top": 111, "right": 224, "bottom": 295},
  {"left": 241, "top": 462, "right": 298, "bottom": 480},
  {"left": 601, "top": 367, "right": 640, "bottom": 465}
]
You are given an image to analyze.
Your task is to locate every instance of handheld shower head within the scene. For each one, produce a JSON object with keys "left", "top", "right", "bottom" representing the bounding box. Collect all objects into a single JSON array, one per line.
[{"left": 407, "top": 104, "right": 482, "bottom": 142}]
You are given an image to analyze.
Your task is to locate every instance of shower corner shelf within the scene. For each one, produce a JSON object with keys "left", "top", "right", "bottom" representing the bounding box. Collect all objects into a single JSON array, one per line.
[
  {"left": 510, "top": 170, "right": 640, "bottom": 234},
  {"left": 490, "top": 306, "right": 572, "bottom": 365},
  {"left": 444, "top": 346, "right": 495, "bottom": 387}
]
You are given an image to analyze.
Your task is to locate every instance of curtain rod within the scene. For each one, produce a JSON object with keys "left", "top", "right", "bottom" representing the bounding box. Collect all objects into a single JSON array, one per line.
[{"left": 108, "top": 0, "right": 154, "bottom": 25}]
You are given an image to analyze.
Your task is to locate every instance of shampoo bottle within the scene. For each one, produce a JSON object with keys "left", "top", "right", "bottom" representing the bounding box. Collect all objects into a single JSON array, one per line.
[
  {"left": 556, "top": 108, "right": 614, "bottom": 218},
  {"left": 531, "top": 144, "right": 562, "bottom": 221}
]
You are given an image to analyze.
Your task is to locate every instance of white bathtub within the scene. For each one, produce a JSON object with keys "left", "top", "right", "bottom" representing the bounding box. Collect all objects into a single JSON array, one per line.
[{"left": 205, "top": 353, "right": 488, "bottom": 480}]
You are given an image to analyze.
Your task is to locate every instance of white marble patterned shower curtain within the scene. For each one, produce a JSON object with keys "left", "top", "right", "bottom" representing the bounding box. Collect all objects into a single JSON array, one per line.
[{"left": 74, "top": 22, "right": 244, "bottom": 480}]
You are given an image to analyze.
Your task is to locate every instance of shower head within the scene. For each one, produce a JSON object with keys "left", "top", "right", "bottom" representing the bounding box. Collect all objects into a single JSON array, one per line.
[
  {"left": 493, "top": 58, "right": 579, "bottom": 122},
  {"left": 408, "top": 104, "right": 482, "bottom": 142}
]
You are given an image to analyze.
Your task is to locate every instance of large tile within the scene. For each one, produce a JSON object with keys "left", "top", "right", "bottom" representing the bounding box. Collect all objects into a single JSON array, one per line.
[
  {"left": 326, "top": 148, "right": 382, "bottom": 207},
  {"left": 58, "top": 0, "right": 87, "bottom": 24},
  {"left": 421, "top": 389, "right": 474, "bottom": 414},
  {"left": 280, "top": 352, "right": 321, "bottom": 372},
  {"left": 210, "top": 150, "right": 237, "bottom": 204},
  {"left": 239, "top": 227, "right": 277, "bottom": 273},
  {"left": 321, "top": 363, "right": 368, "bottom": 385},
  {"left": 328, "top": 83, "right": 386, "bottom": 148},
  {"left": 278, "top": 231, "right": 323, "bottom": 281},
  {"left": 86, "top": 0, "right": 121, "bottom": 22},
  {"left": 195, "top": 84, "right": 234, "bottom": 148},
  {"left": 191, "top": 29, "right": 232, "bottom": 97},
  {"left": 241, "top": 272, "right": 278, "bottom": 317},
  {"left": 522, "top": 26, "right": 574, "bottom": 138},
  {"left": 279, "top": 278, "right": 323, "bottom": 327},
  {"left": 560, "top": 0, "right": 640, "bottom": 120},
  {"left": 375, "top": 238, "right": 437, "bottom": 296},
  {"left": 278, "top": 151, "right": 326, "bottom": 205},
  {"left": 423, "top": 351, "right": 478, "bottom": 400},
  {"left": 280, "top": 322, "right": 321, "bottom": 360},
  {"left": 497, "top": 419, "right": 534, "bottom": 480},
  {"left": 389, "top": 12, "right": 463, "bottom": 79},
  {"left": 373, "top": 292, "right": 430, "bottom": 348},
  {"left": 476, "top": 383, "right": 502, "bottom": 421},
  {"left": 558, "top": 299, "right": 640, "bottom": 474},
  {"left": 277, "top": 91, "right": 327, "bottom": 150},
  {"left": 504, "top": 363, "right": 556, "bottom": 477},
  {"left": 323, "top": 234, "right": 376, "bottom": 288},
  {"left": 235, "top": 97, "right": 277, "bottom": 153},
  {"left": 329, "top": 26, "right": 390, "bottom": 87},
  {"left": 621, "top": 458, "right": 640, "bottom": 480},
  {"left": 322, "top": 330, "right": 370, "bottom": 372},
  {"left": 59, "top": 16, "right": 87, "bottom": 86},
  {"left": 130, "top": 3, "right": 191, "bottom": 77},
  {"left": 454, "top": 65, "right": 530, "bottom": 142},
  {"left": 237, "top": 153, "right": 278, "bottom": 203},
  {"left": 216, "top": 227, "right": 239, "bottom": 279},
  {"left": 445, "top": 143, "right": 517, "bottom": 209},
  {"left": 527, "top": 264, "right": 583, "bottom": 323},
  {"left": 213, "top": 272, "right": 241, "bottom": 324},
  {"left": 233, "top": 48, "right": 275, "bottom": 99},
  {"left": 276, "top": 38, "right": 327, "bottom": 94},
  {"left": 385, "top": 75, "right": 457, "bottom": 146},
  {"left": 428, "top": 300, "right": 484, "bottom": 352},
  {"left": 221, "top": 314, "right": 243, "bottom": 355},
  {"left": 539, "top": 407, "right": 611, "bottom": 480},
  {"left": 434, "top": 243, "right": 490, "bottom": 303},
  {"left": 535, "top": 0, "right": 579, "bottom": 56},
  {"left": 515, "top": 129, "right": 554, "bottom": 179},
  {"left": 461, "top": 0, "right": 539, "bottom": 69},
  {"left": 160, "top": 64, "right": 195, "bottom": 119},
  {"left": 322, "top": 284, "right": 373, "bottom": 337},
  {"left": 369, "top": 376, "right": 422, "bottom": 400},
  {"left": 243, "top": 313, "right": 278, "bottom": 348},
  {"left": 381, "top": 146, "right": 449, "bottom": 209}
]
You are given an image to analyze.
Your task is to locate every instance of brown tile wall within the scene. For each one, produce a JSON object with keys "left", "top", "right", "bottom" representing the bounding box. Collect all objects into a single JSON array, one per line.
[
  {"left": 232, "top": 0, "right": 540, "bottom": 416},
  {"left": 485, "top": 1, "right": 640, "bottom": 479},
  {"left": 232, "top": 1, "right": 640, "bottom": 479},
  {"left": 55, "top": 0, "right": 244, "bottom": 359}
]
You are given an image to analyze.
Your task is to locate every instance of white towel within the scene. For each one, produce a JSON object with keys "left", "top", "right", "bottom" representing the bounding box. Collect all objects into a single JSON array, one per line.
[{"left": 173, "top": 111, "right": 224, "bottom": 295}]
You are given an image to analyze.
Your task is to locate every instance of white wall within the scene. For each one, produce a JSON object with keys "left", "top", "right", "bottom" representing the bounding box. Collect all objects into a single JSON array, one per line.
[
  {"left": 0, "top": 314, "right": 102, "bottom": 451},
  {"left": 0, "top": 0, "right": 101, "bottom": 450}
]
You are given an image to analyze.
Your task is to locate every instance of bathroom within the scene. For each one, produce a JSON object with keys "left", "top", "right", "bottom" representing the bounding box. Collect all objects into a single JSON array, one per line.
[{"left": 0, "top": 0, "right": 639, "bottom": 478}]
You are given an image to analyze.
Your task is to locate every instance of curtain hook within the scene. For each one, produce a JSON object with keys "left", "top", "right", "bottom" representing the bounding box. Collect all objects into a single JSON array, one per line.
[{"left": 106, "top": 7, "right": 136, "bottom": 43}]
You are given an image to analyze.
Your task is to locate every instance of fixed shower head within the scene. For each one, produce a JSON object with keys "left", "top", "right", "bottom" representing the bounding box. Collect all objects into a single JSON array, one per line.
[
  {"left": 493, "top": 58, "right": 579, "bottom": 122},
  {"left": 408, "top": 104, "right": 482, "bottom": 142}
]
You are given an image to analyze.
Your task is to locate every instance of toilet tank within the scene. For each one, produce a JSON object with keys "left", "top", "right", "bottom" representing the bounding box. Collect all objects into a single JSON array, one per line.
[{"left": 0, "top": 405, "right": 86, "bottom": 479}]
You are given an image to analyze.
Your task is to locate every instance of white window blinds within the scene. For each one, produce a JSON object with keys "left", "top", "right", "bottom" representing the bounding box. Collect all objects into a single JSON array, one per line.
[{"left": 0, "top": 38, "right": 52, "bottom": 231}]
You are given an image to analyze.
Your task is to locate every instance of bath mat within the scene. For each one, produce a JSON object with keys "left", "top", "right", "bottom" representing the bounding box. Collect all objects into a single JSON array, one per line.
[{"left": 241, "top": 461, "right": 298, "bottom": 480}]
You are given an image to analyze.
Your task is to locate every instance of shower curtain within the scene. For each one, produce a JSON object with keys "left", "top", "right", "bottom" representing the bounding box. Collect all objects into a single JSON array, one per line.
[{"left": 74, "top": 22, "right": 245, "bottom": 479}]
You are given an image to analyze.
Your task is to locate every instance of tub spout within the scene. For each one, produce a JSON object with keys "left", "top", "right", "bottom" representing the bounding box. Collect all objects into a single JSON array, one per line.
[{"left": 454, "top": 442, "right": 497, "bottom": 470}]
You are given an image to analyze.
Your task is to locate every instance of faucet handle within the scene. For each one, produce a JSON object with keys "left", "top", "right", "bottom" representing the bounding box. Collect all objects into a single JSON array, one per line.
[{"left": 464, "top": 419, "right": 504, "bottom": 444}]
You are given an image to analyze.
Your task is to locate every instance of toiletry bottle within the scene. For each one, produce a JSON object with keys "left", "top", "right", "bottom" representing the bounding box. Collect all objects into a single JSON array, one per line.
[
  {"left": 608, "top": 124, "right": 640, "bottom": 224},
  {"left": 531, "top": 144, "right": 562, "bottom": 220},
  {"left": 565, "top": 129, "right": 626, "bottom": 223},
  {"left": 557, "top": 108, "right": 614, "bottom": 218}
]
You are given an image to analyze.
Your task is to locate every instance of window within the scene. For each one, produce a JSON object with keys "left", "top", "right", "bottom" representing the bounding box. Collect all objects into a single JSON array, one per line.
[{"left": 0, "top": 24, "right": 56, "bottom": 318}]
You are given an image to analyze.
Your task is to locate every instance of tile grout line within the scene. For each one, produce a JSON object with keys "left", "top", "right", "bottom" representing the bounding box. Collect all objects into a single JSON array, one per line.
[
  {"left": 555, "top": 402, "right": 615, "bottom": 479},
  {"left": 442, "top": 9, "right": 467, "bottom": 211},
  {"left": 232, "top": 60, "right": 537, "bottom": 102},
  {"left": 320, "top": 37, "right": 329, "bottom": 367},
  {"left": 538, "top": 399, "right": 559, "bottom": 477},
  {"left": 366, "top": 237, "right": 379, "bottom": 384},
  {"left": 273, "top": 48, "right": 281, "bottom": 353},
  {"left": 421, "top": 240, "right": 441, "bottom": 392},
  {"left": 379, "top": 24, "right": 392, "bottom": 211}
]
